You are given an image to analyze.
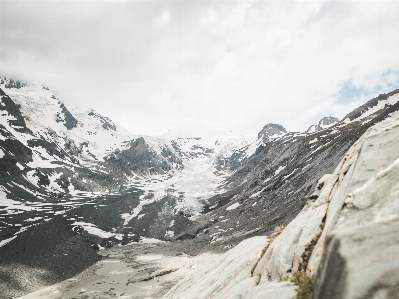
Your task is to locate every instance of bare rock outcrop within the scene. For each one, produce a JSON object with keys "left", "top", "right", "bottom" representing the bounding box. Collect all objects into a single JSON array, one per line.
[{"left": 163, "top": 111, "right": 399, "bottom": 298}]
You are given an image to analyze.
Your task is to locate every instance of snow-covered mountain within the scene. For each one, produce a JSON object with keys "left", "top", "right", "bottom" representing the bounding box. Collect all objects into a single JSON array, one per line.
[
  {"left": 1, "top": 77, "right": 399, "bottom": 299},
  {"left": 0, "top": 78, "right": 259, "bottom": 258},
  {"left": 165, "top": 110, "right": 399, "bottom": 299},
  {"left": 0, "top": 77, "right": 181, "bottom": 165},
  {"left": 191, "top": 89, "right": 399, "bottom": 248},
  {"left": 305, "top": 116, "right": 339, "bottom": 133},
  {"left": 258, "top": 123, "right": 287, "bottom": 142}
]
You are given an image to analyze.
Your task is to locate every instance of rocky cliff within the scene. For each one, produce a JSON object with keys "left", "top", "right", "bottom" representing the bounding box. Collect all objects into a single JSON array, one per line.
[
  {"left": 188, "top": 90, "right": 399, "bottom": 252},
  {"left": 163, "top": 110, "right": 399, "bottom": 299}
]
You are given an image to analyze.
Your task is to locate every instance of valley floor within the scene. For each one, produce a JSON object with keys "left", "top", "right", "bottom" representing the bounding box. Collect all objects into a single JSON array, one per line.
[
  {"left": 0, "top": 155, "right": 229, "bottom": 299},
  {"left": 17, "top": 239, "right": 221, "bottom": 299}
]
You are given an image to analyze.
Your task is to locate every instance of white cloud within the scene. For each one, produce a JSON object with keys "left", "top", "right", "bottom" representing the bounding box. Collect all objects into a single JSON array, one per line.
[
  {"left": 1, "top": 0, "right": 399, "bottom": 137},
  {"left": 158, "top": 10, "right": 171, "bottom": 26}
]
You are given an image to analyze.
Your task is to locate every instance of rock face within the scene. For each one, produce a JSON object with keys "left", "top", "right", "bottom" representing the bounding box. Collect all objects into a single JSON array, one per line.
[
  {"left": 305, "top": 116, "right": 339, "bottom": 133},
  {"left": 164, "top": 110, "right": 399, "bottom": 299},
  {"left": 0, "top": 88, "right": 31, "bottom": 134},
  {"left": 88, "top": 109, "right": 116, "bottom": 131},
  {"left": 195, "top": 90, "right": 399, "bottom": 251},
  {"left": 257, "top": 123, "right": 287, "bottom": 142},
  {"left": 57, "top": 101, "right": 78, "bottom": 130},
  {"left": 311, "top": 111, "right": 399, "bottom": 298},
  {"left": 164, "top": 236, "right": 298, "bottom": 299},
  {"left": 104, "top": 137, "right": 182, "bottom": 176}
]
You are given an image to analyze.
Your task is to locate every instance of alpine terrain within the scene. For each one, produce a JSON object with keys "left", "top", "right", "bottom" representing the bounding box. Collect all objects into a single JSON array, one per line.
[{"left": 0, "top": 77, "right": 399, "bottom": 299}]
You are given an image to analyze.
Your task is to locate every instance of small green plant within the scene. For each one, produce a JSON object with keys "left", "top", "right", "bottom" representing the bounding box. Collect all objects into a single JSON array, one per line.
[
  {"left": 274, "top": 224, "right": 285, "bottom": 232},
  {"left": 290, "top": 272, "right": 313, "bottom": 299},
  {"left": 251, "top": 225, "right": 285, "bottom": 279},
  {"left": 299, "top": 217, "right": 325, "bottom": 272}
]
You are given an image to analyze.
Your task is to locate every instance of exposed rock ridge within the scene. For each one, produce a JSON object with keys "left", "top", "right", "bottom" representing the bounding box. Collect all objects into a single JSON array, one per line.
[
  {"left": 104, "top": 137, "right": 183, "bottom": 176},
  {"left": 198, "top": 90, "right": 399, "bottom": 250},
  {"left": 88, "top": 109, "right": 116, "bottom": 131},
  {"left": 54, "top": 101, "right": 78, "bottom": 130},
  {"left": 258, "top": 123, "right": 287, "bottom": 143},
  {"left": 310, "top": 110, "right": 399, "bottom": 298},
  {"left": 163, "top": 111, "right": 399, "bottom": 299},
  {"left": 306, "top": 116, "right": 339, "bottom": 133},
  {"left": 0, "top": 77, "right": 30, "bottom": 89},
  {"left": 0, "top": 88, "right": 32, "bottom": 134},
  {"left": 343, "top": 89, "right": 399, "bottom": 121}
]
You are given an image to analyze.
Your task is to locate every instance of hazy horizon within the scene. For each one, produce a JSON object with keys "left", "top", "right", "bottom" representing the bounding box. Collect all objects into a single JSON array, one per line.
[{"left": 1, "top": 0, "right": 399, "bottom": 137}]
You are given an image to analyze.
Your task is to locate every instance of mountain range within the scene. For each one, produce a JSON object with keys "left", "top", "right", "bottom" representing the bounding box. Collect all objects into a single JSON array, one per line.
[{"left": 0, "top": 77, "right": 398, "bottom": 298}]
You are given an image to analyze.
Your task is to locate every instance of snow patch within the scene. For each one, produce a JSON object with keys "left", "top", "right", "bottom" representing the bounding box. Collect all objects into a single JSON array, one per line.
[
  {"left": 226, "top": 202, "right": 240, "bottom": 211},
  {"left": 0, "top": 236, "right": 17, "bottom": 248},
  {"left": 72, "top": 221, "right": 114, "bottom": 238},
  {"left": 274, "top": 165, "right": 286, "bottom": 176}
]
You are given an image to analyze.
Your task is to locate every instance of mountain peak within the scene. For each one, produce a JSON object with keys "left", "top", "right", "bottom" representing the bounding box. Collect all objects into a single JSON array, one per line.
[
  {"left": 0, "top": 77, "right": 30, "bottom": 89},
  {"left": 306, "top": 116, "right": 338, "bottom": 133},
  {"left": 87, "top": 109, "right": 117, "bottom": 131},
  {"left": 318, "top": 116, "right": 339, "bottom": 126},
  {"left": 258, "top": 123, "right": 287, "bottom": 142}
]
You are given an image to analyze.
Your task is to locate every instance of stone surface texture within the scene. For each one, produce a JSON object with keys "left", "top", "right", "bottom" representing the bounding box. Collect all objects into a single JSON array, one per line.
[
  {"left": 163, "top": 111, "right": 399, "bottom": 299},
  {"left": 311, "top": 110, "right": 399, "bottom": 299},
  {"left": 163, "top": 236, "right": 297, "bottom": 299}
]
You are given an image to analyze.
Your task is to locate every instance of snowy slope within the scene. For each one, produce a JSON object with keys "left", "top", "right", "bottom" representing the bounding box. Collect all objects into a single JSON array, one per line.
[
  {"left": 1, "top": 78, "right": 271, "bottom": 260},
  {"left": 0, "top": 77, "right": 186, "bottom": 179},
  {"left": 171, "top": 136, "right": 257, "bottom": 163},
  {"left": 343, "top": 91, "right": 399, "bottom": 124},
  {"left": 305, "top": 116, "right": 339, "bottom": 133},
  {"left": 0, "top": 78, "right": 134, "bottom": 162}
]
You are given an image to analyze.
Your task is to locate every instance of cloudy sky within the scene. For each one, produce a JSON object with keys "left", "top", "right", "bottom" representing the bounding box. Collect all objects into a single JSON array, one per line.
[{"left": 1, "top": 0, "right": 399, "bottom": 138}]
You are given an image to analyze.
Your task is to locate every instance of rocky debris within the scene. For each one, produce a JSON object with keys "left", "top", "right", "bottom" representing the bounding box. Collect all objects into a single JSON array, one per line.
[
  {"left": 0, "top": 216, "right": 101, "bottom": 299},
  {"left": 171, "top": 220, "right": 213, "bottom": 242},
  {"left": 127, "top": 268, "right": 179, "bottom": 285},
  {"left": 164, "top": 110, "right": 399, "bottom": 299},
  {"left": 124, "top": 193, "right": 195, "bottom": 240},
  {"left": 15, "top": 240, "right": 221, "bottom": 299}
]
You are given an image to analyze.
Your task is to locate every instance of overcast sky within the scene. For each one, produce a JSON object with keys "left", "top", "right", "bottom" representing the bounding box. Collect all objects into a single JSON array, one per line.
[{"left": 1, "top": 0, "right": 399, "bottom": 138}]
